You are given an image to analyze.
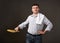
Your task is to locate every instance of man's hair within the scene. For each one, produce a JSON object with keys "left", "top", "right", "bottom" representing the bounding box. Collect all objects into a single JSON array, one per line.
[{"left": 32, "top": 4, "right": 40, "bottom": 8}]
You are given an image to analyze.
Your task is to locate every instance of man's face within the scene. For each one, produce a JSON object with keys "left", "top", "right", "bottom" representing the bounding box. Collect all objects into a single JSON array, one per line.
[{"left": 32, "top": 5, "right": 39, "bottom": 14}]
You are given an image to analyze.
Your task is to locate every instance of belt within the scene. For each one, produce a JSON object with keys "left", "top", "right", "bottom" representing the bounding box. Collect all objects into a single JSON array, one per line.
[{"left": 27, "top": 32, "right": 42, "bottom": 36}]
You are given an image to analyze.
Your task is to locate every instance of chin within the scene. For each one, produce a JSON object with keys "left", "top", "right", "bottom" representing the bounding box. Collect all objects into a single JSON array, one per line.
[{"left": 34, "top": 12, "right": 38, "bottom": 14}]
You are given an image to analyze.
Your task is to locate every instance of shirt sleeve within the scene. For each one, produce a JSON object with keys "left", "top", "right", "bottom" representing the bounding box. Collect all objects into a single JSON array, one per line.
[
  {"left": 18, "top": 16, "right": 29, "bottom": 29},
  {"left": 43, "top": 16, "right": 53, "bottom": 31}
]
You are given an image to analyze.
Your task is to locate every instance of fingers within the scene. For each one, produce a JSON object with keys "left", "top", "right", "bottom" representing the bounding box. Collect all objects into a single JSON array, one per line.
[
  {"left": 38, "top": 30, "right": 45, "bottom": 35},
  {"left": 14, "top": 27, "right": 19, "bottom": 32}
]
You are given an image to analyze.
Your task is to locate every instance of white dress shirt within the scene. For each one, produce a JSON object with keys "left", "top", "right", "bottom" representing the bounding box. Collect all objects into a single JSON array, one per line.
[{"left": 18, "top": 13, "right": 53, "bottom": 35}]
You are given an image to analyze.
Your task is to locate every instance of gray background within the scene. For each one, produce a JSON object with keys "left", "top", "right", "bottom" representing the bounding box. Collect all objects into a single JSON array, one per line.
[{"left": 0, "top": 0, "right": 60, "bottom": 43}]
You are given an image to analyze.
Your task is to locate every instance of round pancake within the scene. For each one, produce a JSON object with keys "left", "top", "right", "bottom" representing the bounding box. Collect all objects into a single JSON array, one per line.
[{"left": 7, "top": 29, "right": 19, "bottom": 33}]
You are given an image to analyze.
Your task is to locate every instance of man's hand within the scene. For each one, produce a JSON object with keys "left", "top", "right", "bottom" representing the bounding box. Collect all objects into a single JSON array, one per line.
[
  {"left": 14, "top": 27, "right": 19, "bottom": 32},
  {"left": 38, "top": 30, "right": 47, "bottom": 35}
]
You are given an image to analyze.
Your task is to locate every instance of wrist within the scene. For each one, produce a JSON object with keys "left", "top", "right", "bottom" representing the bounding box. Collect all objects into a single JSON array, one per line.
[{"left": 44, "top": 30, "right": 47, "bottom": 33}]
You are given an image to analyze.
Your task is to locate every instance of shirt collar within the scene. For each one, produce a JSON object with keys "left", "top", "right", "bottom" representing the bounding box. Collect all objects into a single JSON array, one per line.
[{"left": 31, "top": 13, "right": 39, "bottom": 17}]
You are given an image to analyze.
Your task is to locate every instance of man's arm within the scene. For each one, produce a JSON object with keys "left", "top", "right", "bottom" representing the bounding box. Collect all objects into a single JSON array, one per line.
[
  {"left": 38, "top": 16, "right": 53, "bottom": 34},
  {"left": 44, "top": 16, "right": 53, "bottom": 32},
  {"left": 14, "top": 16, "right": 29, "bottom": 31}
]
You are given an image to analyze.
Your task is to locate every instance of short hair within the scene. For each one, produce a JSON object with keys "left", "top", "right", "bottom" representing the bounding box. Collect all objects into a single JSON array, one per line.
[{"left": 32, "top": 4, "right": 40, "bottom": 8}]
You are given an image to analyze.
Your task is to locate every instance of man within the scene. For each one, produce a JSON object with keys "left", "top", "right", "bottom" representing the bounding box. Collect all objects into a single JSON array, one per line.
[{"left": 14, "top": 4, "right": 53, "bottom": 43}]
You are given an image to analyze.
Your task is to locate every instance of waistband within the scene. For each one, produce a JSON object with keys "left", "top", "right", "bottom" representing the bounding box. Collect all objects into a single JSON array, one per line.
[{"left": 27, "top": 32, "right": 42, "bottom": 36}]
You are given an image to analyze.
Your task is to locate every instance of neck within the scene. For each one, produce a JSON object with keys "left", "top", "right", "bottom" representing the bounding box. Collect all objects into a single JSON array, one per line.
[{"left": 33, "top": 13, "right": 39, "bottom": 16}]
